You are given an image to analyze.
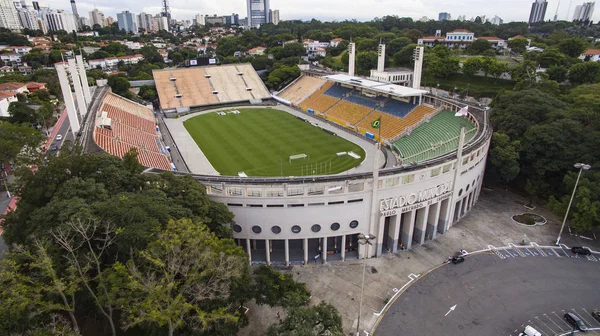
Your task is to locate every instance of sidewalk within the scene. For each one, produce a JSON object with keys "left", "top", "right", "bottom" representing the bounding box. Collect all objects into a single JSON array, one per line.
[{"left": 238, "top": 188, "right": 599, "bottom": 336}]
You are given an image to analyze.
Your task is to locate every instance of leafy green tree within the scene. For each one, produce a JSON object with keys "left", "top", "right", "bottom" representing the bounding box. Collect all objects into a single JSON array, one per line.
[
  {"left": 281, "top": 42, "right": 306, "bottom": 58},
  {"left": 0, "top": 121, "right": 43, "bottom": 166},
  {"left": 8, "top": 101, "right": 37, "bottom": 125},
  {"left": 558, "top": 37, "right": 588, "bottom": 58},
  {"left": 461, "top": 57, "right": 482, "bottom": 76},
  {"left": 266, "top": 302, "right": 344, "bottom": 336},
  {"left": 568, "top": 62, "right": 600, "bottom": 85},
  {"left": 169, "top": 51, "right": 184, "bottom": 64},
  {"left": 538, "top": 48, "right": 568, "bottom": 68},
  {"left": 468, "top": 39, "right": 492, "bottom": 54},
  {"left": 425, "top": 47, "right": 459, "bottom": 78},
  {"left": 356, "top": 51, "right": 378, "bottom": 76},
  {"left": 253, "top": 265, "right": 311, "bottom": 308},
  {"left": 107, "top": 75, "right": 132, "bottom": 98},
  {"left": 138, "top": 84, "right": 156, "bottom": 101},
  {"left": 507, "top": 38, "right": 529, "bottom": 54},
  {"left": 386, "top": 37, "right": 412, "bottom": 56},
  {"left": 546, "top": 65, "right": 568, "bottom": 82},
  {"left": 548, "top": 171, "right": 600, "bottom": 232},
  {"left": 266, "top": 64, "right": 300, "bottom": 89},
  {"left": 487, "top": 133, "right": 520, "bottom": 183},
  {"left": 110, "top": 218, "right": 250, "bottom": 336},
  {"left": 393, "top": 43, "right": 419, "bottom": 66}
]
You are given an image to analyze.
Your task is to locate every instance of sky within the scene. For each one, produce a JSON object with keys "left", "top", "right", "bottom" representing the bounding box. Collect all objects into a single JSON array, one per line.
[{"left": 39, "top": 0, "right": 600, "bottom": 25}]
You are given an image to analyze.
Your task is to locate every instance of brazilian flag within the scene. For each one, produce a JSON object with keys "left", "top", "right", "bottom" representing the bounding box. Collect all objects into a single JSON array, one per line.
[{"left": 371, "top": 117, "right": 381, "bottom": 129}]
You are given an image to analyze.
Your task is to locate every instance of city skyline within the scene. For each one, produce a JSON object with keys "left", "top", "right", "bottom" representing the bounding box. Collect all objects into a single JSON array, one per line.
[{"left": 21, "top": 0, "right": 600, "bottom": 24}]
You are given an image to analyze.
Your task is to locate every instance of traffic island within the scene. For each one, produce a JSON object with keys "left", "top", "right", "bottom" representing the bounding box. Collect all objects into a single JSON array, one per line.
[{"left": 512, "top": 213, "right": 547, "bottom": 226}]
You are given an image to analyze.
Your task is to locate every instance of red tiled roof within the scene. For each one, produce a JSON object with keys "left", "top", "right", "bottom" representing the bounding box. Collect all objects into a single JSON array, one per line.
[
  {"left": 0, "top": 82, "right": 27, "bottom": 91},
  {"left": 477, "top": 36, "right": 503, "bottom": 41},
  {"left": 583, "top": 49, "right": 600, "bottom": 55},
  {"left": 510, "top": 35, "right": 527, "bottom": 39},
  {"left": 450, "top": 29, "right": 473, "bottom": 33},
  {"left": 26, "top": 82, "right": 45, "bottom": 89}
]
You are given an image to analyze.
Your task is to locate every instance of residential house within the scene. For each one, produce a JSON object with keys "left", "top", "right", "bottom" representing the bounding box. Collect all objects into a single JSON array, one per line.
[
  {"left": 418, "top": 29, "right": 475, "bottom": 49},
  {"left": 580, "top": 49, "right": 600, "bottom": 62},
  {"left": 0, "top": 92, "right": 18, "bottom": 118},
  {"left": 0, "top": 54, "right": 22, "bottom": 65},
  {"left": 26, "top": 82, "right": 47, "bottom": 92},
  {"left": 17, "top": 65, "right": 32, "bottom": 75},
  {"left": 247, "top": 46, "right": 266, "bottom": 56},
  {"left": 12, "top": 46, "right": 32, "bottom": 55},
  {"left": 0, "top": 82, "right": 28, "bottom": 94},
  {"left": 330, "top": 38, "right": 344, "bottom": 47},
  {"left": 477, "top": 36, "right": 507, "bottom": 49},
  {"left": 0, "top": 66, "right": 14, "bottom": 75}
]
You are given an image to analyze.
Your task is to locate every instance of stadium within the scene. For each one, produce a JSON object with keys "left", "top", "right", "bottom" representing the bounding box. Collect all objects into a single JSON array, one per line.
[{"left": 63, "top": 44, "right": 492, "bottom": 265}]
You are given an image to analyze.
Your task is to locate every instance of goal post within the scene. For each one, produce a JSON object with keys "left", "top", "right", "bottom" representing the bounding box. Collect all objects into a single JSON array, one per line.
[{"left": 289, "top": 153, "right": 308, "bottom": 163}]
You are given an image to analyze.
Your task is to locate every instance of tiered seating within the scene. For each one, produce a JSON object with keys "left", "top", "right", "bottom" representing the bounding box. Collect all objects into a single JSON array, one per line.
[
  {"left": 326, "top": 101, "right": 373, "bottom": 125},
  {"left": 356, "top": 104, "right": 437, "bottom": 139},
  {"left": 377, "top": 98, "right": 416, "bottom": 118},
  {"left": 393, "top": 110, "right": 477, "bottom": 163},
  {"left": 206, "top": 65, "right": 254, "bottom": 102},
  {"left": 344, "top": 92, "right": 383, "bottom": 109},
  {"left": 177, "top": 69, "right": 218, "bottom": 107},
  {"left": 103, "top": 93, "right": 154, "bottom": 120},
  {"left": 278, "top": 76, "right": 326, "bottom": 105},
  {"left": 299, "top": 82, "right": 340, "bottom": 113},
  {"left": 324, "top": 84, "right": 352, "bottom": 98},
  {"left": 235, "top": 64, "right": 271, "bottom": 99},
  {"left": 94, "top": 93, "right": 172, "bottom": 171},
  {"left": 102, "top": 104, "right": 156, "bottom": 133}
]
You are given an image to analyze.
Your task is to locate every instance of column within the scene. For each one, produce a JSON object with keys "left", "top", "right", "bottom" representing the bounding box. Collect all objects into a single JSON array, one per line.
[
  {"left": 390, "top": 215, "right": 401, "bottom": 253},
  {"left": 284, "top": 239, "right": 290, "bottom": 266},
  {"left": 358, "top": 242, "right": 366, "bottom": 259},
  {"left": 437, "top": 199, "right": 451, "bottom": 234},
  {"left": 413, "top": 207, "right": 429, "bottom": 245},
  {"left": 400, "top": 210, "right": 415, "bottom": 250},
  {"left": 426, "top": 202, "right": 441, "bottom": 240},
  {"left": 265, "top": 239, "right": 271, "bottom": 265},
  {"left": 376, "top": 215, "right": 386, "bottom": 257},
  {"left": 341, "top": 235, "right": 346, "bottom": 261},
  {"left": 55, "top": 64, "right": 80, "bottom": 133},
  {"left": 76, "top": 55, "right": 91, "bottom": 104},
  {"left": 68, "top": 58, "right": 86, "bottom": 117},
  {"left": 322, "top": 237, "right": 327, "bottom": 263},
  {"left": 303, "top": 238, "right": 308, "bottom": 264},
  {"left": 246, "top": 239, "right": 252, "bottom": 265}
]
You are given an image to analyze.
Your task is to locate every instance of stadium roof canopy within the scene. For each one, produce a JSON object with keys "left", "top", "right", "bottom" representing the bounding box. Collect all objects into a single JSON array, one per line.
[{"left": 323, "top": 74, "right": 428, "bottom": 98}]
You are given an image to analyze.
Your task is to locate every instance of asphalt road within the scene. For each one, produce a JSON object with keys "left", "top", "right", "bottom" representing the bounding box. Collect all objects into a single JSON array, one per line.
[{"left": 375, "top": 253, "right": 600, "bottom": 336}]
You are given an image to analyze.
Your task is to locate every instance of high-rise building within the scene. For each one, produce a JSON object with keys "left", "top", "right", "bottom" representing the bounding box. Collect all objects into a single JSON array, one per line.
[
  {"left": 247, "top": 0, "right": 269, "bottom": 28},
  {"left": 270, "top": 9, "right": 279, "bottom": 25},
  {"left": 0, "top": 0, "right": 22, "bottom": 31},
  {"left": 490, "top": 15, "right": 503, "bottom": 25},
  {"left": 117, "top": 10, "right": 138, "bottom": 33},
  {"left": 70, "top": 0, "right": 80, "bottom": 29},
  {"left": 153, "top": 14, "right": 168, "bottom": 31},
  {"left": 17, "top": 8, "right": 39, "bottom": 30},
  {"left": 42, "top": 9, "right": 78, "bottom": 32},
  {"left": 528, "top": 0, "right": 548, "bottom": 24},
  {"left": 105, "top": 16, "right": 115, "bottom": 25},
  {"left": 231, "top": 13, "right": 239, "bottom": 25},
  {"left": 572, "top": 2, "right": 595, "bottom": 21},
  {"left": 438, "top": 12, "right": 451, "bottom": 21},
  {"left": 138, "top": 12, "right": 153, "bottom": 31},
  {"left": 89, "top": 8, "right": 105, "bottom": 27}
]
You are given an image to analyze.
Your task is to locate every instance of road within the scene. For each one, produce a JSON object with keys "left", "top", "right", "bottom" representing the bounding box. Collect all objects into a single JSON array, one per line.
[{"left": 375, "top": 252, "right": 600, "bottom": 336}]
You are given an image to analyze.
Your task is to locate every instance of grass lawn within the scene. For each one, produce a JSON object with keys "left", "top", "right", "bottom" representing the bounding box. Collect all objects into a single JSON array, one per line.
[
  {"left": 183, "top": 108, "right": 366, "bottom": 177},
  {"left": 423, "top": 73, "right": 515, "bottom": 98}
]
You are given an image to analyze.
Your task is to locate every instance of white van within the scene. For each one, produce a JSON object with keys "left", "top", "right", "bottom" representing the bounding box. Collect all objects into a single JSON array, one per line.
[{"left": 519, "top": 325, "right": 541, "bottom": 336}]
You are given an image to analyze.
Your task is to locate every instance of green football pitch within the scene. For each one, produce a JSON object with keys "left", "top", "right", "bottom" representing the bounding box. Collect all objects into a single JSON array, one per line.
[{"left": 183, "top": 108, "right": 366, "bottom": 177}]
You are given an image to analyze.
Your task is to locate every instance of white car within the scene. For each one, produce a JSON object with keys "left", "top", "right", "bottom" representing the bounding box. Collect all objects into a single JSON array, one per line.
[{"left": 56, "top": 134, "right": 63, "bottom": 141}]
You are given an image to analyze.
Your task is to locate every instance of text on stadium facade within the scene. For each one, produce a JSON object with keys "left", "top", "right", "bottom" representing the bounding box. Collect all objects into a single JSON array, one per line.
[{"left": 380, "top": 182, "right": 452, "bottom": 212}]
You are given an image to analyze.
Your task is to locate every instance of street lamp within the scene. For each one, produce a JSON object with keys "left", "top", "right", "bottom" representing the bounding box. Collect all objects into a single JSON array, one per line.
[
  {"left": 556, "top": 163, "right": 592, "bottom": 245},
  {"left": 356, "top": 233, "right": 376, "bottom": 336}
]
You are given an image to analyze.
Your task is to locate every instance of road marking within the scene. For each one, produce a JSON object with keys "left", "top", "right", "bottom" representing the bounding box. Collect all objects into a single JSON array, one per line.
[
  {"left": 509, "top": 244, "right": 526, "bottom": 257},
  {"left": 532, "top": 243, "right": 547, "bottom": 257},
  {"left": 535, "top": 315, "right": 558, "bottom": 334},
  {"left": 549, "top": 312, "right": 568, "bottom": 331},
  {"left": 582, "top": 308, "right": 600, "bottom": 328},
  {"left": 572, "top": 309, "right": 594, "bottom": 327},
  {"left": 445, "top": 304, "right": 457, "bottom": 317},
  {"left": 586, "top": 254, "right": 597, "bottom": 261}
]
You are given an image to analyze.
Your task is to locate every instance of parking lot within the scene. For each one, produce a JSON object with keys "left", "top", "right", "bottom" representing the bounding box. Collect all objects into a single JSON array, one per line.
[
  {"left": 513, "top": 308, "right": 600, "bottom": 336},
  {"left": 487, "top": 243, "right": 600, "bottom": 262}
]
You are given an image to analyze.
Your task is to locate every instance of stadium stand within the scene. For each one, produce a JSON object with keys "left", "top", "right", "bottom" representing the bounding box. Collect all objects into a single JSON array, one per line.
[
  {"left": 278, "top": 76, "right": 326, "bottom": 105},
  {"left": 299, "top": 82, "right": 340, "bottom": 113},
  {"left": 377, "top": 98, "right": 415, "bottom": 118},
  {"left": 356, "top": 104, "right": 436, "bottom": 140},
  {"left": 344, "top": 92, "right": 384, "bottom": 109},
  {"left": 326, "top": 100, "right": 374, "bottom": 125},
  {"left": 93, "top": 93, "right": 172, "bottom": 171},
  {"left": 393, "top": 110, "right": 476, "bottom": 163},
  {"left": 153, "top": 64, "right": 269, "bottom": 110},
  {"left": 324, "top": 84, "right": 352, "bottom": 99}
]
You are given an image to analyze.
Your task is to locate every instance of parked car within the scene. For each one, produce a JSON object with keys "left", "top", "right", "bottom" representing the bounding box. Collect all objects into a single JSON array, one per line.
[
  {"left": 56, "top": 134, "right": 63, "bottom": 141},
  {"left": 571, "top": 247, "right": 592, "bottom": 255},
  {"left": 451, "top": 256, "right": 465, "bottom": 264},
  {"left": 592, "top": 310, "right": 600, "bottom": 323},
  {"left": 49, "top": 144, "right": 58, "bottom": 151},
  {"left": 519, "top": 325, "right": 541, "bottom": 336},
  {"left": 564, "top": 312, "right": 588, "bottom": 331}
]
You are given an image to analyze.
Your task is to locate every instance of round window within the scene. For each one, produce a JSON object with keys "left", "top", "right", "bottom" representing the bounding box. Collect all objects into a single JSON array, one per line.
[
  {"left": 271, "top": 226, "right": 281, "bottom": 234},
  {"left": 291, "top": 225, "right": 301, "bottom": 233},
  {"left": 331, "top": 222, "right": 340, "bottom": 231},
  {"left": 233, "top": 225, "right": 242, "bottom": 233},
  {"left": 251, "top": 226, "right": 262, "bottom": 234},
  {"left": 349, "top": 220, "right": 359, "bottom": 228},
  {"left": 311, "top": 224, "right": 321, "bottom": 233}
]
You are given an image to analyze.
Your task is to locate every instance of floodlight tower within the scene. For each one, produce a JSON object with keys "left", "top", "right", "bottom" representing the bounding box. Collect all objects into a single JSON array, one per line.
[
  {"left": 412, "top": 46, "right": 424, "bottom": 89},
  {"left": 348, "top": 42, "right": 356, "bottom": 76}
]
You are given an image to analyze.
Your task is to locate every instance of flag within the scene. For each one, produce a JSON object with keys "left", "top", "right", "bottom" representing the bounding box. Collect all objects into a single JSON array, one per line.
[
  {"left": 371, "top": 117, "right": 381, "bottom": 129},
  {"left": 455, "top": 105, "right": 469, "bottom": 117}
]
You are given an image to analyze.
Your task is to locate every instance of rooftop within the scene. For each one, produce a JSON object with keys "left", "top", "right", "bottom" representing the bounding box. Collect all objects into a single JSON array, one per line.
[
  {"left": 323, "top": 74, "right": 428, "bottom": 97},
  {"left": 583, "top": 49, "right": 600, "bottom": 55}
]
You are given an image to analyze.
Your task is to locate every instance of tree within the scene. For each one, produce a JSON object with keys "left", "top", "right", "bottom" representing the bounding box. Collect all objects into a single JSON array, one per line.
[
  {"left": 0, "top": 121, "right": 43, "bottom": 166},
  {"left": 507, "top": 38, "right": 529, "bottom": 54},
  {"left": 469, "top": 39, "right": 492, "bottom": 54},
  {"left": 8, "top": 101, "right": 37, "bottom": 125},
  {"left": 487, "top": 133, "right": 520, "bottom": 183},
  {"left": 266, "top": 65, "right": 300, "bottom": 89},
  {"left": 281, "top": 42, "right": 306, "bottom": 58},
  {"left": 266, "top": 302, "right": 344, "bottom": 336},
  {"left": 558, "top": 37, "right": 587, "bottom": 58},
  {"left": 546, "top": 65, "right": 568, "bottom": 82},
  {"left": 169, "top": 51, "right": 184, "bottom": 64},
  {"left": 548, "top": 171, "right": 600, "bottom": 232},
  {"left": 568, "top": 62, "right": 600, "bottom": 85},
  {"left": 461, "top": 57, "right": 482, "bottom": 76},
  {"left": 253, "top": 265, "right": 311, "bottom": 308},
  {"left": 489, "top": 61, "right": 509, "bottom": 79},
  {"left": 538, "top": 48, "right": 568, "bottom": 68},
  {"left": 356, "top": 51, "right": 378, "bottom": 76},
  {"left": 138, "top": 85, "right": 157, "bottom": 101},
  {"left": 425, "top": 47, "right": 459, "bottom": 78},
  {"left": 386, "top": 37, "right": 412, "bottom": 56},
  {"left": 107, "top": 75, "right": 132, "bottom": 98},
  {"left": 111, "top": 218, "right": 250, "bottom": 336},
  {"left": 393, "top": 43, "right": 419, "bottom": 66}
]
